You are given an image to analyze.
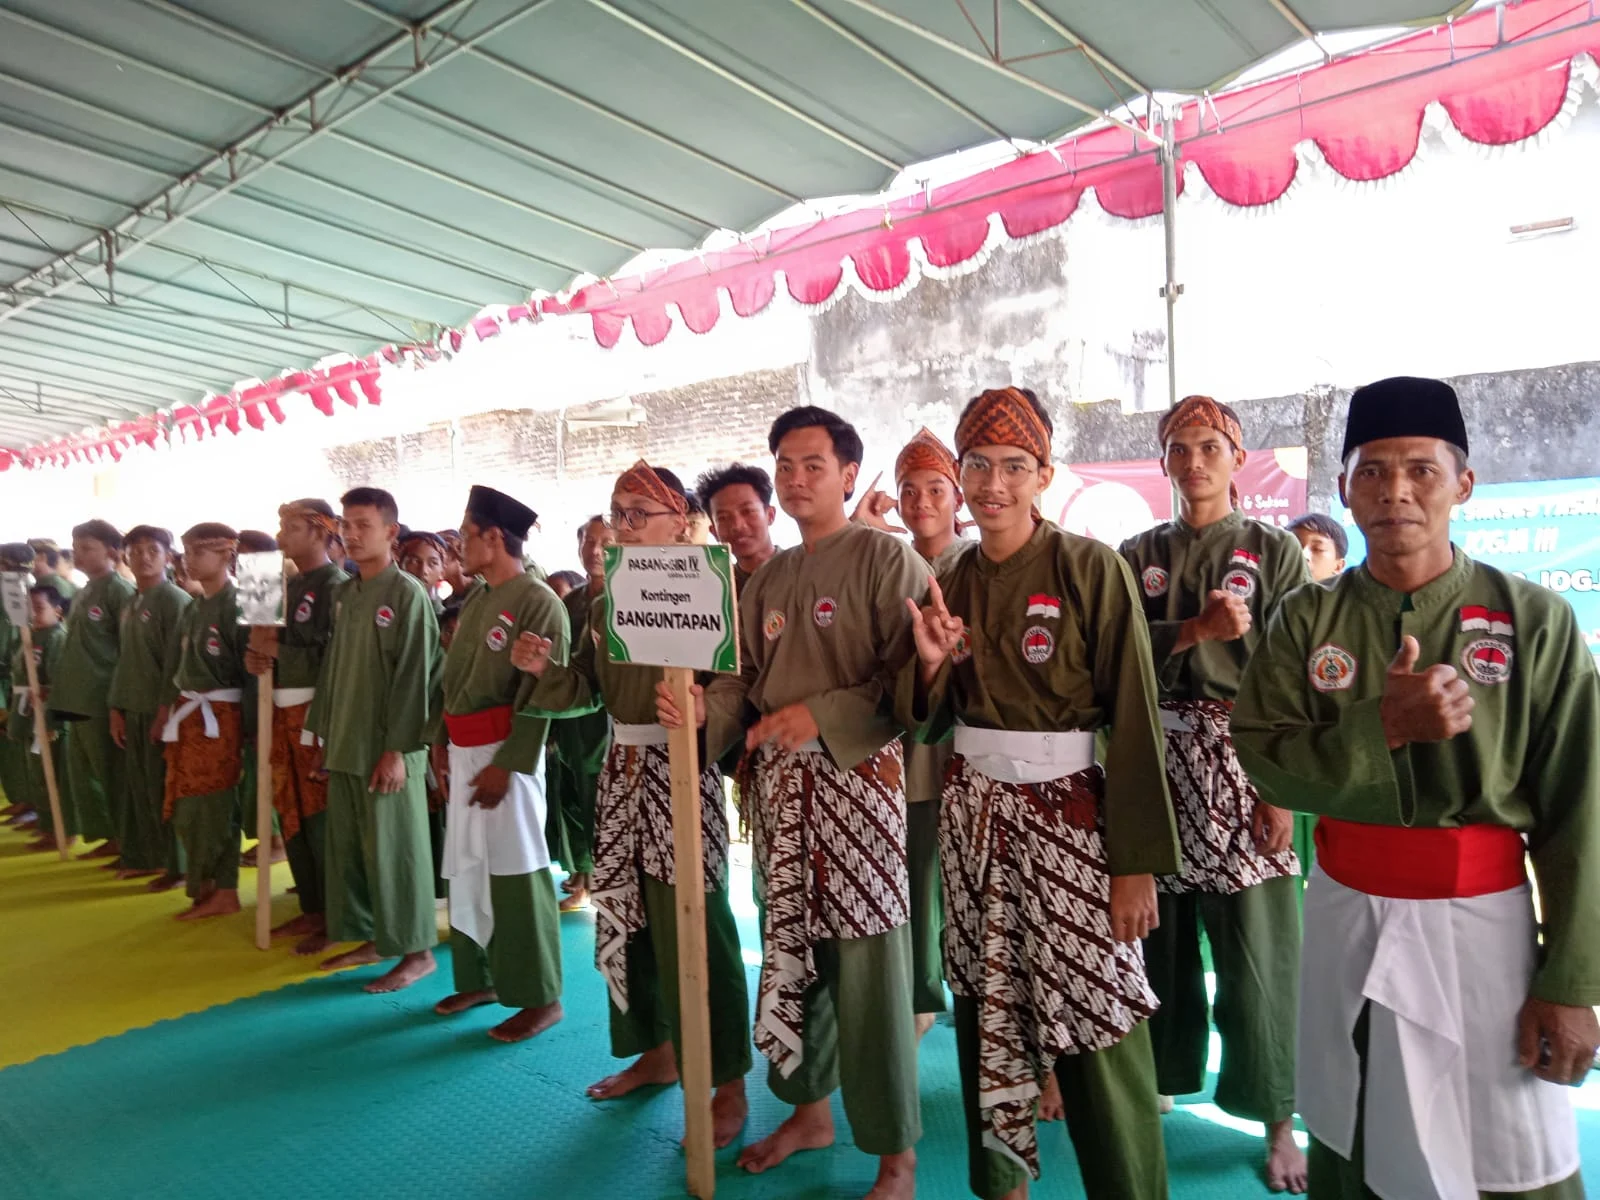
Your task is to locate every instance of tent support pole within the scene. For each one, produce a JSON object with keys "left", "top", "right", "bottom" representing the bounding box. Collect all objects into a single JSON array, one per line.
[{"left": 1160, "top": 111, "right": 1181, "bottom": 411}]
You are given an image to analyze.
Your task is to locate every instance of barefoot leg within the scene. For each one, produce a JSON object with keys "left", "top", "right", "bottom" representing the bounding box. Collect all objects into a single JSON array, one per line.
[
  {"left": 146, "top": 871, "right": 185, "bottom": 893},
  {"left": 914, "top": 1012, "right": 936, "bottom": 1041},
  {"left": 711, "top": 1078, "right": 749, "bottom": 1149},
  {"left": 558, "top": 884, "right": 590, "bottom": 913},
  {"left": 1038, "top": 1071, "right": 1064, "bottom": 1123},
  {"left": 174, "top": 888, "right": 241, "bottom": 921},
  {"left": 865, "top": 1148, "right": 917, "bottom": 1199},
  {"left": 1265, "top": 1118, "right": 1307, "bottom": 1194},
  {"left": 435, "top": 989, "right": 498, "bottom": 1016},
  {"left": 271, "top": 913, "right": 317, "bottom": 938},
  {"left": 488, "top": 1000, "right": 563, "bottom": 1043},
  {"left": 320, "top": 941, "right": 382, "bottom": 972},
  {"left": 587, "top": 1042, "right": 680, "bottom": 1099},
  {"left": 363, "top": 949, "right": 438, "bottom": 993},
  {"left": 737, "top": 1100, "right": 835, "bottom": 1174}
]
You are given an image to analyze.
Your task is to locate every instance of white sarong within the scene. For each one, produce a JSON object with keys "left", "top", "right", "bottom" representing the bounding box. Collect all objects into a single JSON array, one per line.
[{"left": 441, "top": 740, "right": 549, "bottom": 950}]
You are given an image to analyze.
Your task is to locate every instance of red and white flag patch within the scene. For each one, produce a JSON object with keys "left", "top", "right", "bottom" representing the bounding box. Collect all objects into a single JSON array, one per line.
[
  {"left": 1229, "top": 548, "right": 1260, "bottom": 570},
  {"left": 1025, "top": 593, "right": 1061, "bottom": 619},
  {"left": 1459, "top": 605, "right": 1513, "bottom": 636}
]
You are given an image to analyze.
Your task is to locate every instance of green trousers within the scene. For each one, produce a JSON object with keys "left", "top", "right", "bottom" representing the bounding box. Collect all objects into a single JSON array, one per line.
[
  {"left": 283, "top": 810, "right": 327, "bottom": 916},
  {"left": 548, "top": 716, "right": 604, "bottom": 875},
  {"left": 117, "top": 711, "right": 171, "bottom": 871},
  {"left": 450, "top": 868, "right": 563, "bottom": 1010},
  {"left": 174, "top": 787, "right": 241, "bottom": 898},
  {"left": 955, "top": 999, "right": 1168, "bottom": 1199},
  {"left": 64, "top": 712, "right": 118, "bottom": 842},
  {"left": 0, "top": 737, "right": 28, "bottom": 808},
  {"left": 427, "top": 805, "right": 448, "bottom": 900},
  {"left": 1293, "top": 814, "right": 1317, "bottom": 910},
  {"left": 1310, "top": 1006, "right": 1584, "bottom": 1200},
  {"left": 1145, "top": 875, "right": 1300, "bottom": 1123},
  {"left": 324, "top": 762, "right": 436, "bottom": 957},
  {"left": 907, "top": 797, "right": 947, "bottom": 1015},
  {"left": 765, "top": 923, "right": 921, "bottom": 1157},
  {"left": 610, "top": 873, "right": 752, "bottom": 1087},
  {"left": 24, "top": 733, "right": 70, "bottom": 835}
]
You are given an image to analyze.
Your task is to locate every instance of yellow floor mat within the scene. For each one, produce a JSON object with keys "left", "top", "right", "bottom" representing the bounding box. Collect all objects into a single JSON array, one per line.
[{"left": 0, "top": 825, "right": 444, "bottom": 1070}]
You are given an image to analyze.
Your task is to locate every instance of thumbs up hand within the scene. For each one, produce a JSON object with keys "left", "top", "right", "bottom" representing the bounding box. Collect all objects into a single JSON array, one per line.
[{"left": 1379, "top": 635, "right": 1475, "bottom": 750}]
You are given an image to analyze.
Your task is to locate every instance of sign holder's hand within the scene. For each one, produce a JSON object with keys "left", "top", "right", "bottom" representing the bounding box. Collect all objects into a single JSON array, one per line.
[
  {"left": 368, "top": 749, "right": 406, "bottom": 795},
  {"left": 656, "top": 678, "right": 706, "bottom": 729},
  {"left": 511, "top": 632, "right": 554, "bottom": 676},
  {"left": 906, "top": 575, "right": 964, "bottom": 684},
  {"left": 746, "top": 703, "right": 820, "bottom": 753},
  {"left": 1379, "top": 635, "right": 1475, "bottom": 750},
  {"left": 1110, "top": 873, "right": 1158, "bottom": 942},
  {"left": 851, "top": 472, "right": 908, "bottom": 535},
  {"left": 469, "top": 763, "right": 512, "bottom": 809}
]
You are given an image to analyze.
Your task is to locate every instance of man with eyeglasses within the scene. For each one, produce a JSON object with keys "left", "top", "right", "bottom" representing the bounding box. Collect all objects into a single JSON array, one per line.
[
  {"left": 661, "top": 405, "right": 928, "bottom": 1199},
  {"left": 903, "top": 386, "right": 1177, "bottom": 1200},
  {"left": 1117, "top": 395, "right": 1310, "bottom": 1193}
]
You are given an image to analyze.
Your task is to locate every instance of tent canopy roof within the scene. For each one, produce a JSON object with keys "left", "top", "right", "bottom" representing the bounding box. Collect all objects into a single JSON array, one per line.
[{"left": 0, "top": 0, "right": 1468, "bottom": 447}]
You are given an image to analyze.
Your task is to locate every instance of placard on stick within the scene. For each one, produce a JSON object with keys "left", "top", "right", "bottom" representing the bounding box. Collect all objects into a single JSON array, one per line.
[
  {"left": 603, "top": 543, "right": 738, "bottom": 1199},
  {"left": 238, "top": 552, "right": 285, "bottom": 950},
  {"left": 0, "top": 572, "right": 27, "bottom": 629},
  {"left": 3, "top": 571, "right": 68, "bottom": 860}
]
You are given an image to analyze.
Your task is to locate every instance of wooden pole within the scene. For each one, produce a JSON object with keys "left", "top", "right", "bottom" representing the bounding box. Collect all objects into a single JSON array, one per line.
[
  {"left": 666, "top": 665, "right": 716, "bottom": 1198},
  {"left": 253, "top": 628, "right": 277, "bottom": 950},
  {"left": 19, "top": 623, "right": 70, "bottom": 861}
]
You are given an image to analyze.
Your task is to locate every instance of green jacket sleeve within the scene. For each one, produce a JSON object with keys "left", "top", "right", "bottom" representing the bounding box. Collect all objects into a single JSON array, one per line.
[
  {"left": 1232, "top": 606, "right": 1411, "bottom": 824},
  {"left": 383, "top": 586, "right": 439, "bottom": 755},
  {"left": 523, "top": 603, "right": 604, "bottom": 719},
  {"left": 500, "top": 594, "right": 569, "bottom": 773}
]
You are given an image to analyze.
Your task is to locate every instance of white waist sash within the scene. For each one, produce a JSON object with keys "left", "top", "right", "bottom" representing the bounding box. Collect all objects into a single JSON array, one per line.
[
  {"left": 953, "top": 724, "right": 1096, "bottom": 785},
  {"left": 441, "top": 740, "right": 550, "bottom": 950},
  {"left": 611, "top": 721, "right": 669, "bottom": 747},
  {"left": 1298, "top": 869, "right": 1578, "bottom": 1200},
  {"left": 273, "top": 686, "right": 316, "bottom": 709},
  {"left": 161, "top": 688, "right": 243, "bottom": 742}
]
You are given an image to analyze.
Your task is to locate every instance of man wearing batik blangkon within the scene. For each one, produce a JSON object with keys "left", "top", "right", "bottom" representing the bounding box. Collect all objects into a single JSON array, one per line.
[
  {"left": 1117, "top": 395, "right": 1310, "bottom": 1192},
  {"left": 903, "top": 386, "right": 1178, "bottom": 1200},
  {"left": 519, "top": 462, "right": 750, "bottom": 1145},
  {"left": 664, "top": 407, "right": 927, "bottom": 1200}
]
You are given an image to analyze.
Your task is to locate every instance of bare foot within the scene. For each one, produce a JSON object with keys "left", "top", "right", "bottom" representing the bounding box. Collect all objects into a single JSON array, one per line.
[
  {"left": 363, "top": 950, "right": 437, "bottom": 993},
  {"left": 711, "top": 1079, "right": 749, "bottom": 1149},
  {"left": 320, "top": 942, "right": 382, "bottom": 972},
  {"left": 98, "top": 858, "right": 124, "bottom": 872},
  {"left": 435, "top": 989, "right": 498, "bottom": 1016},
  {"left": 1158, "top": 1094, "right": 1175, "bottom": 1114},
  {"left": 587, "top": 1043, "right": 679, "bottom": 1099},
  {"left": 1265, "top": 1118, "right": 1308, "bottom": 1193},
  {"left": 865, "top": 1148, "right": 916, "bottom": 1199},
  {"left": 737, "top": 1101, "right": 835, "bottom": 1174},
  {"left": 115, "top": 867, "right": 163, "bottom": 880},
  {"left": 558, "top": 887, "right": 590, "bottom": 913},
  {"left": 488, "top": 1000, "right": 563, "bottom": 1043},
  {"left": 293, "top": 932, "right": 331, "bottom": 956},
  {"left": 79, "top": 840, "right": 119, "bottom": 860},
  {"left": 146, "top": 872, "right": 185, "bottom": 893},
  {"left": 28, "top": 835, "right": 60, "bottom": 852},
  {"left": 915, "top": 1012, "right": 936, "bottom": 1041},
  {"left": 1038, "top": 1070, "right": 1064, "bottom": 1122},
  {"left": 271, "top": 913, "right": 318, "bottom": 938},
  {"left": 242, "top": 836, "right": 287, "bottom": 868},
  {"left": 174, "top": 888, "right": 241, "bottom": 921}
]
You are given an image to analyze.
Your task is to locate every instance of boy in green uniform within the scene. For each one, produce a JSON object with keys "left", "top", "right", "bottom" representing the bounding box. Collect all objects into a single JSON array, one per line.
[
  {"left": 695, "top": 464, "right": 779, "bottom": 588},
  {"left": 49, "top": 520, "right": 135, "bottom": 863},
  {"left": 0, "top": 542, "right": 31, "bottom": 827},
  {"left": 903, "top": 386, "right": 1179, "bottom": 1200},
  {"left": 308, "top": 487, "right": 441, "bottom": 994},
  {"left": 108, "top": 526, "right": 191, "bottom": 887},
  {"left": 163, "top": 524, "right": 250, "bottom": 920},
  {"left": 1116, "top": 395, "right": 1308, "bottom": 1191},
  {"left": 1233, "top": 377, "right": 1598, "bottom": 1200},
  {"left": 519, "top": 463, "right": 751, "bottom": 1144},
  {"left": 668, "top": 407, "right": 929, "bottom": 1200},
  {"left": 245, "top": 500, "right": 346, "bottom": 954},
  {"left": 30, "top": 541, "right": 76, "bottom": 601},
  {"left": 14, "top": 585, "right": 69, "bottom": 850},
  {"left": 432, "top": 485, "right": 565, "bottom": 1044},
  {"left": 1287, "top": 513, "right": 1347, "bottom": 585}
]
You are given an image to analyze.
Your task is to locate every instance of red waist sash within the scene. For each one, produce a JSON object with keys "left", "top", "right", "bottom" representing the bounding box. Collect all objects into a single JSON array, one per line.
[
  {"left": 444, "top": 704, "right": 514, "bottom": 748},
  {"left": 1314, "top": 816, "right": 1526, "bottom": 900}
]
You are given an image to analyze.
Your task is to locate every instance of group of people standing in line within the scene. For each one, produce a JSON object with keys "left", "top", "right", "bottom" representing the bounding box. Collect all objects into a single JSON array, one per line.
[{"left": 3, "top": 376, "right": 1594, "bottom": 1200}]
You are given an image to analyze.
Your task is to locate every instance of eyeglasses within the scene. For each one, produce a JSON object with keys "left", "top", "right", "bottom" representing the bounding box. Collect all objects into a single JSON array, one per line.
[
  {"left": 959, "top": 453, "right": 1036, "bottom": 484},
  {"left": 608, "top": 506, "right": 677, "bottom": 531}
]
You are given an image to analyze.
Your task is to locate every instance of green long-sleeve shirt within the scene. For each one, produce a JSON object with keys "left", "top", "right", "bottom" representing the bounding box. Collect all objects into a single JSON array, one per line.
[
  {"left": 107, "top": 581, "right": 191, "bottom": 715},
  {"left": 903, "top": 520, "right": 1179, "bottom": 877},
  {"left": 1231, "top": 549, "right": 1600, "bottom": 1006},
  {"left": 305, "top": 564, "right": 441, "bottom": 776},
  {"left": 48, "top": 571, "right": 135, "bottom": 718},
  {"left": 1118, "top": 510, "right": 1309, "bottom": 701},
  {"left": 444, "top": 572, "right": 568, "bottom": 774},
  {"left": 9, "top": 624, "right": 65, "bottom": 742},
  {"left": 168, "top": 584, "right": 249, "bottom": 697},
  {"left": 706, "top": 520, "right": 927, "bottom": 771},
  {"left": 525, "top": 590, "right": 658, "bottom": 726},
  {"left": 904, "top": 537, "right": 969, "bottom": 804},
  {"left": 545, "top": 582, "right": 612, "bottom": 774},
  {"left": 276, "top": 562, "right": 348, "bottom": 690}
]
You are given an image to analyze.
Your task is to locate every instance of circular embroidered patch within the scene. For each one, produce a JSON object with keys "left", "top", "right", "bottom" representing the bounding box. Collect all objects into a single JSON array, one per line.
[
  {"left": 87, "top": 605, "right": 104, "bottom": 622},
  {"left": 139, "top": 608, "right": 152, "bottom": 623},
  {"left": 486, "top": 625, "right": 508, "bottom": 652},
  {"left": 375, "top": 605, "right": 395, "bottom": 628},
  {"left": 763, "top": 609, "right": 785, "bottom": 641},
  {"left": 813, "top": 597, "right": 837, "bottom": 628},
  {"left": 1021, "top": 624, "right": 1053, "bottom": 665},
  {"left": 204, "top": 627, "right": 222, "bottom": 658},
  {"left": 1461, "top": 638, "right": 1513, "bottom": 685},
  {"left": 1308, "top": 644, "right": 1357, "bottom": 692},
  {"left": 294, "top": 594, "right": 315, "bottom": 623},
  {"left": 1141, "top": 566, "right": 1169, "bottom": 598},
  {"left": 951, "top": 625, "right": 973, "bottom": 664},
  {"left": 1222, "top": 569, "right": 1257, "bottom": 600}
]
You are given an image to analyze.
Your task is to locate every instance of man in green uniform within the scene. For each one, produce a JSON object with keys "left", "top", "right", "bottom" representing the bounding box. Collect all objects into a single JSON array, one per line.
[
  {"left": 1287, "top": 514, "right": 1347, "bottom": 585},
  {"left": 1233, "top": 376, "right": 1598, "bottom": 1200},
  {"left": 245, "top": 500, "right": 346, "bottom": 954},
  {"left": 431, "top": 485, "right": 565, "bottom": 1043},
  {"left": 1117, "top": 395, "right": 1308, "bottom": 1192},
  {"left": 544, "top": 514, "right": 612, "bottom": 912},
  {"left": 49, "top": 520, "right": 135, "bottom": 864},
  {"left": 0, "top": 542, "right": 31, "bottom": 827},
  {"left": 30, "top": 541, "right": 76, "bottom": 601},
  {"left": 696, "top": 463, "right": 779, "bottom": 588},
  {"left": 900, "top": 386, "right": 1178, "bottom": 1200},
  {"left": 163, "top": 524, "right": 250, "bottom": 920},
  {"left": 308, "top": 487, "right": 441, "bottom": 994},
  {"left": 108, "top": 526, "right": 191, "bottom": 888},
  {"left": 520, "top": 463, "right": 751, "bottom": 1145},
  {"left": 670, "top": 407, "right": 928, "bottom": 1200},
  {"left": 14, "top": 584, "right": 70, "bottom": 850}
]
